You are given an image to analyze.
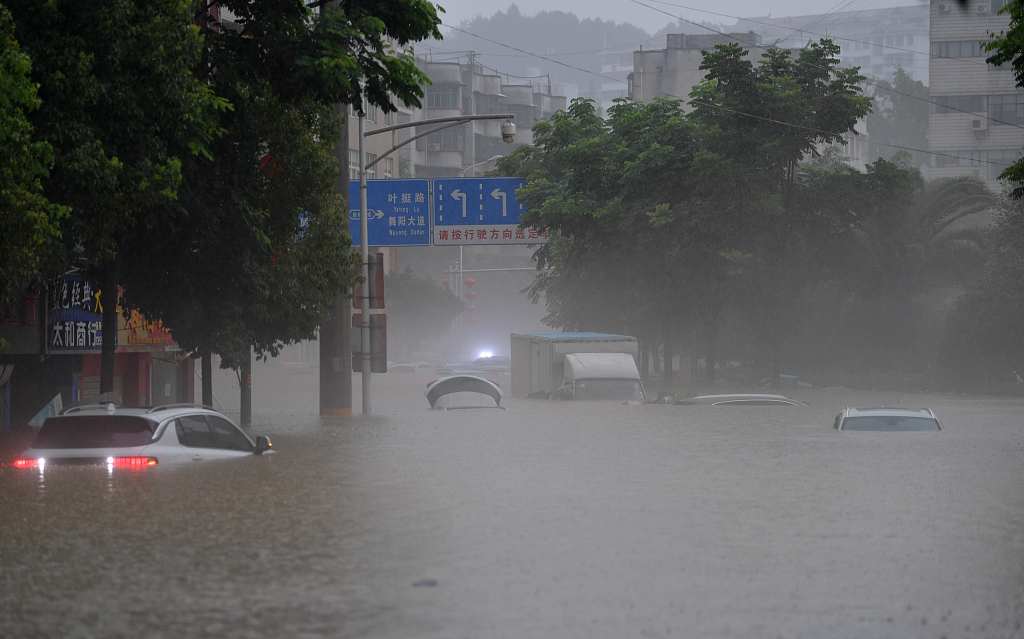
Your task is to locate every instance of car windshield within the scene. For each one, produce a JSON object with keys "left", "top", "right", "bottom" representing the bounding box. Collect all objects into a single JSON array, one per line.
[
  {"left": 574, "top": 379, "right": 644, "bottom": 401},
  {"left": 841, "top": 416, "right": 939, "bottom": 432},
  {"left": 33, "top": 415, "right": 157, "bottom": 448}
]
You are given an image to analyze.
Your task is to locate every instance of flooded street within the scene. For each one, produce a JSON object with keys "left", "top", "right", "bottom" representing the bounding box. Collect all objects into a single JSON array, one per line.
[{"left": 3, "top": 373, "right": 1024, "bottom": 638}]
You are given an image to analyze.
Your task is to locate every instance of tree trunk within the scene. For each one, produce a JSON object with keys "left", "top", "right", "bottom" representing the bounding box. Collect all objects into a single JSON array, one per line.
[
  {"left": 770, "top": 337, "right": 781, "bottom": 390},
  {"left": 704, "top": 316, "right": 719, "bottom": 384},
  {"left": 662, "top": 317, "right": 674, "bottom": 389},
  {"left": 239, "top": 353, "right": 252, "bottom": 427},
  {"left": 99, "top": 263, "right": 118, "bottom": 399},
  {"left": 201, "top": 351, "right": 213, "bottom": 406}
]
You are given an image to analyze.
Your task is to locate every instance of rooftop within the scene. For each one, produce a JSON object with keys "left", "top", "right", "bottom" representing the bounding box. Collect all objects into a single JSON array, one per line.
[
  {"left": 845, "top": 407, "right": 934, "bottom": 418},
  {"left": 512, "top": 331, "right": 636, "bottom": 343}
]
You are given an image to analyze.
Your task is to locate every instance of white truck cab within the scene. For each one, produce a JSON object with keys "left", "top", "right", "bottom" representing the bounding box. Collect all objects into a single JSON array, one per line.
[{"left": 555, "top": 352, "right": 646, "bottom": 401}]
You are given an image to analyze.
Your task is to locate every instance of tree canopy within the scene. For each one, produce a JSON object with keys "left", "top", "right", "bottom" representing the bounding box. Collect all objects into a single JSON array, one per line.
[
  {"left": 504, "top": 39, "right": 1004, "bottom": 389},
  {"left": 0, "top": 5, "right": 64, "bottom": 311}
]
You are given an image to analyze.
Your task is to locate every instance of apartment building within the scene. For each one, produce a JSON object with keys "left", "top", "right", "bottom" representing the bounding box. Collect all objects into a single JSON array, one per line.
[
  {"left": 746, "top": 4, "right": 929, "bottom": 84},
  {"left": 409, "top": 59, "right": 568, "bottom": 178},
  {"left": 926, "top": 0, "right": 1021, "bottom": 189},
  {"left": 629, "top": 32, "right": 763, "bottom": 104}
]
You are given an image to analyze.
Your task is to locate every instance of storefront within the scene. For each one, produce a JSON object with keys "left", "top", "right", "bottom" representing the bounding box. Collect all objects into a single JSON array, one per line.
[
  {"left": 0, "top": 272, "right": 194, "bottom": 430},
  {"left": 48, "top": 272, "right": 193, "bottom": 406}
]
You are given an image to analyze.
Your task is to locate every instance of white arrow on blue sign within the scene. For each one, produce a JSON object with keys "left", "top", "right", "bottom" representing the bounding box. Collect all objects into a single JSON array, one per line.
[
  {"left": 433, "top": 177, "right": 543, "bottom": 245},
  {"left": 434, "top": 177, "right": 525, "bottom": 226},
  {"left": 348, "top": 179, "right": 431, "bottom": 247}
]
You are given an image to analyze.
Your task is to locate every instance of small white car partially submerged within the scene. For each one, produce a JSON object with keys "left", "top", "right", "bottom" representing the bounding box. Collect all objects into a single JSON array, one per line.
[
  {"left": 834, "top": 407, "right": 942, "bottom": 432},
  {"left": 11, "top": 403, "right": 273, "bottom": 471}
]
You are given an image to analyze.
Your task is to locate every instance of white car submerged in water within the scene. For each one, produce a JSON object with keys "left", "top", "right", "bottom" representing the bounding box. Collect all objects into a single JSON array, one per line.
[
  {"left": 11, "top": 403, "right": 272, "bottom": 470},
  {"left": 834, "top": 407, "right": 942, "bottom": 431}
]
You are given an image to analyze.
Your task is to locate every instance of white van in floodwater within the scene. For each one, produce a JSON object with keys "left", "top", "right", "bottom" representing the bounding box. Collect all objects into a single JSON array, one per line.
[{"left": 555, "top": 352, "right": 646, "bottom": 402}]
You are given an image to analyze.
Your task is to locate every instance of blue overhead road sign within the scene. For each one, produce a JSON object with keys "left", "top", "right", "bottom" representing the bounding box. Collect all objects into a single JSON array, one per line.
[
  {"left": 434, "top": 177, "right": 545, "bottom": 245},
  {"left": 348, "top": 179, "right": 431, "bottom": 247}
]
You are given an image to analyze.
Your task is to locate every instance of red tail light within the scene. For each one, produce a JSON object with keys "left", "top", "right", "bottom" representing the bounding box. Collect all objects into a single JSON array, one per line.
[
  {"left": 110, "top": 456, "right": 158, "bottom": 468},
  {"left": 11, "top": 457, "right": 39, "bottom": 469}
]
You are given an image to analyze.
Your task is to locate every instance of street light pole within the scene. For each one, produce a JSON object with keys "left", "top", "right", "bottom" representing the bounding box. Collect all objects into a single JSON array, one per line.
[
  {"left": 356, "top": 112, "right": 516, "bottom": 415},
  {"left": 358, "top": 108, "right": 372, "bottom": 415}
]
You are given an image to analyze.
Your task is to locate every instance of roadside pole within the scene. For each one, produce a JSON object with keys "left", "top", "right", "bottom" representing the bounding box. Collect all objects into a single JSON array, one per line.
[
  {"left": 240, "top": 348, "right": 252, "bottom": 427},
  {"left": 359, "top": 108, "right": 372, "bottom": 415},
  {"left": 353, "top": 112, "right": 516, "bottom": 414}
]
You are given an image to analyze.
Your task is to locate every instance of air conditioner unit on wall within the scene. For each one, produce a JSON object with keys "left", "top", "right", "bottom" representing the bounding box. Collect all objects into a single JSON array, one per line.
[{"left": 972, "top": 118, "right": 989, "bottom": 136}]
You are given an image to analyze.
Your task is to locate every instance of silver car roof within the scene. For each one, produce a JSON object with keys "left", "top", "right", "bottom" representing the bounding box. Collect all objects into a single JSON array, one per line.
[
  {"left": 844, "top": 407, "right": 935, "bottom": 418},
  {"left": 57, "top": 404, "right": 231, "bottom": 423}
]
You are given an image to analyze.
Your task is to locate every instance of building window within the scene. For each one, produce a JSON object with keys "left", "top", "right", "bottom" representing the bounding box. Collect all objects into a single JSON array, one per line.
[
  {"left": 992, "top": 0, "right": 1009, "bottom": 12},
  {"left": 931, "top": 94, "right": 986, "bottom": 114},
  {"left": 348, "top": 149, "right": 359, "bottom": 180},
  {"left": 366, "top": 153, "right": 377, "bottom": 179},
  {"left": 384, "top": 157, "right": 394, "bottom": 177},
  {"left": 934, "top": 40, "right": 986, "bottom": 58},
  {"left": 988, "top": 94, "right": 1024, "bottom": 125},
  {"left": 415, "top": 127, "right": 465, "bottom": 152},
  {"left": 426, "top": 86, "right": 460, "bottom": 109}
]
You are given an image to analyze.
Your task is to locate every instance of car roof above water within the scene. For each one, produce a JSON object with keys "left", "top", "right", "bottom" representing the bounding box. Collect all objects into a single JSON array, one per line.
[
  {"left": 57, "top": 404, "right": 224, "bottom": 423},
  {"left": 692, "top": 394, "right": 794, "bottom": 401},
  {"left": 843, "top": 407, "right": 935, "bottom": 418}
]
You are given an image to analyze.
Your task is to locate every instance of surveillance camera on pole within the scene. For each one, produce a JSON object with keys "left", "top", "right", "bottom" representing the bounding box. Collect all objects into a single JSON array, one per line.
[{"left": 501, "top": 120, "right": 516, "bottom": 143}]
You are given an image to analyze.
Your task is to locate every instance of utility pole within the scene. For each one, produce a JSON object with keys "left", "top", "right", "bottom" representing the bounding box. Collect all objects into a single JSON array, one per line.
[
  {"left": 467, "top": 51, "right": 477, "bottom": 173},
  {"left": 358, "top": 103, "right": 372, "bottom": 415},
  {"left": 460, "top": 52, "right": 478, "bottom": 342}
]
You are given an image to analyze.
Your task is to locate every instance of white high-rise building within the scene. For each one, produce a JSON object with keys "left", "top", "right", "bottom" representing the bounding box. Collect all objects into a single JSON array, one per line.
[{"left": 926, "top": 0, "right": 1021, "bottom": 190}]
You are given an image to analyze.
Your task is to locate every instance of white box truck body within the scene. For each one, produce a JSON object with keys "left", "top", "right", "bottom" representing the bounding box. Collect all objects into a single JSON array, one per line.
[{"left": 510, "top": 332, "right": 640, "bottom": 398}]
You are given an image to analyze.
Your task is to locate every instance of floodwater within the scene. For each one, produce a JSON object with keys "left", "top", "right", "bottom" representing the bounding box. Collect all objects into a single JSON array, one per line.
[{"left": 2, "top": 372, "right": 1024, "bottom": 638}]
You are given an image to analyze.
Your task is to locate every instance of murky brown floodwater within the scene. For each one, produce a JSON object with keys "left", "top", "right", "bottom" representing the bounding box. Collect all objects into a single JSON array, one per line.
[{"left": 2, "top": 372, "right": 1023, "bottom": 638}]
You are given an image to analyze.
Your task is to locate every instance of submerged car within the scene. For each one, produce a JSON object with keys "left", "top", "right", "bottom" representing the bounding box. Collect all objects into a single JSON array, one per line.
[
  {"left": 426, "top": 375, "right": 504, "bottom": 410},
  {"left": 834, "top": 407, "right": 941, "bottom": 431},
  {"left": 674, "top": 393, "right": 806, "bottom": 406},
  {"left": 10, "top": 403, "right": 273, "bottom": 470}
]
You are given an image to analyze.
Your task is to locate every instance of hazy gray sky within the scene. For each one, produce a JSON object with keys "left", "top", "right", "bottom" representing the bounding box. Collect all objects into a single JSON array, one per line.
[{"left": 437, "top": 0, "right": 924, "bottom": 34}]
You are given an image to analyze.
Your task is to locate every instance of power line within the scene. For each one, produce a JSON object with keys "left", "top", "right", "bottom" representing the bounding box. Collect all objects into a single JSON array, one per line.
[
  {"left": 440, "top": 23, "right": 628, "bottom": 85},
  {"left": 433, "top": 20, "right": 1008, "bottom": 168},
  {"left": 423, "top": 45, "right": 645, "bottom": 59},
  {"left": 438, "top": 23, "right": 999, "bottom": 166},
  {"left": 642, "top": 0, "right": 994, "bottom": 69},
  {"left": 628, "top": 0, "right": 1024, "bottom": 131},
  {"left": 688, "top": 98, "right": 1007, "bottom": 168},
  {"left": 771, "top": 0, "right": 859, "bottom": 46}
]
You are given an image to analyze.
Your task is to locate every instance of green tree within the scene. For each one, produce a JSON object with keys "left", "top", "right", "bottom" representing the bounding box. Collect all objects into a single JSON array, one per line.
[
  {"left": 690, "top": 39, "right": 871, "bottom": 383},
  {"left": 866, "top": 68, "right": 928, "bottom": 166},
  {"left": 0, "top": 5, "right": 64, "bottom": 314},
  {"left": 942, "top": 200, "right": 1024, "bottom": 388},
  {"left": 7, "top": 0, "right": 226, "bottom": 392},
  {"left": 501, "top": 97, "right": 715, "bottom": 386},
  {"left": 118, "top": 0, "right": 442, "bottom": 406}
]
